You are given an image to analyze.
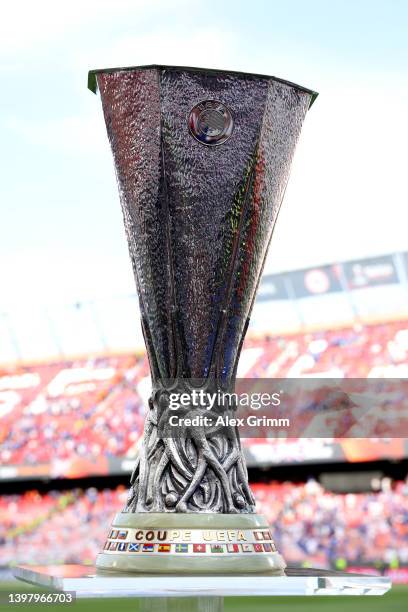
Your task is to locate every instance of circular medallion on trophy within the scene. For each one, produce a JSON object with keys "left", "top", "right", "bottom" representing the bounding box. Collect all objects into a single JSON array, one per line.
[{"left": 188, "top": 100, "right": 234, "bottom": 145}]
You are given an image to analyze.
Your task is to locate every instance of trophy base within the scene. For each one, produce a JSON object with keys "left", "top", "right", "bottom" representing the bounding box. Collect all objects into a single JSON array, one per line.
[{"left": 96, "top": 512, "right": 285, "bottom": 575}]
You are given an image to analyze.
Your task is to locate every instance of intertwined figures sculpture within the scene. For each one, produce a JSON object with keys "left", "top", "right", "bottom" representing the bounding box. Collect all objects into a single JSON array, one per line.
[
  {"left": 89, "top": 64, "right": 316, "bottom": 573},
  {"left": 126, "top": 386, "right": 256, "bottom": 514}
]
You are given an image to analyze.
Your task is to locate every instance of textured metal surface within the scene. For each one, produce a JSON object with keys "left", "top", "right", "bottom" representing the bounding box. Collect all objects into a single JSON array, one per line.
[
  {"left": 88, "top": 64, "right": 319, "bottom": 107},
  {"left": 96, "top": 66, "right": 312, "bottom": 514}
]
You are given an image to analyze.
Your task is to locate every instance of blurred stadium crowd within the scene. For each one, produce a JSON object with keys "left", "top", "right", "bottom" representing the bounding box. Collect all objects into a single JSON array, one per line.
[
  {"left": 1, "top": 320, "right": 408, "bottom": 466},
  {"left": 1, "top": 319, "right": 408, "bottom": 576},
  {"left": 1, "top": 480, "right": 407, "bottom": 570}
]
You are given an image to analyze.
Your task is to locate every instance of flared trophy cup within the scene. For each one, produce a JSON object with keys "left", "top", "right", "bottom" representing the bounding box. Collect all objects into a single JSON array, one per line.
[{"left": 88, "top": 65, "right": 317, "bottom": 575}]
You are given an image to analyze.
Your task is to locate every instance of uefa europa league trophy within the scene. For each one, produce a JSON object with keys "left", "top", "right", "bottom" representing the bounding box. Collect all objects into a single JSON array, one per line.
[{"left": 89, "top": 65, "right": 317, "bottom": 575}]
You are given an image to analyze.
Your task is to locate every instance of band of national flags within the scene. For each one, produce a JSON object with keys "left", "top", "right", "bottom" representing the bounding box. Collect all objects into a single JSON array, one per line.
[{"left": 103, "top": 528, "right": 277, "bottom": 554}]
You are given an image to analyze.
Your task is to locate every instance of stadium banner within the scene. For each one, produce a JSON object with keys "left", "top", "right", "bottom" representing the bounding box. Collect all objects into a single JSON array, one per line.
[
  {"left": 257, "top": 274, "right": 289, "bottom": 301},
  {"left": 290, "top": 265, "right": 343, "bottom": 298},
  {"left": 343, "top": 254, "right": 399, "bottom": 289}
]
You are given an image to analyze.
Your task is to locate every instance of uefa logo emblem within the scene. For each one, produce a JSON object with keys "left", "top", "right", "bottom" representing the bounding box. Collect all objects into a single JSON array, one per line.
[{"left": 188, "top": 100, "right": 234, "bottom": 146}]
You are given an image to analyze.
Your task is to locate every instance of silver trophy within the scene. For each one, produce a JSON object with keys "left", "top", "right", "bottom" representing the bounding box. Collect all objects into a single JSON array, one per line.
[{"left": 89, "top": 64, "right": 317, "bottom": 574}]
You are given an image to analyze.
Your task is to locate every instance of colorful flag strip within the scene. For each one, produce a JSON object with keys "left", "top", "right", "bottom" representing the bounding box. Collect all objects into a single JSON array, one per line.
[
  {"left": 210, "top": 545, "right": 224, "bottom": 553},
  {"left": 227, "top": 544, "right": 239, "bottom": 553},
  {"left": 175, "top": 544, "right": 189, "bottom": 553},
  {"left": 158, "top": 544, "right": 171, "bottom": 553},
  {"left": 193, "top": 544, "right": 206, "bottom": 553}
]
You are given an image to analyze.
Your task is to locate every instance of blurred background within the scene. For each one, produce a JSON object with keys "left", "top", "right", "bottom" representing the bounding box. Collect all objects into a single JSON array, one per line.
[{"left": 1, "top": 0, "right": 408, "bottom": 607}]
